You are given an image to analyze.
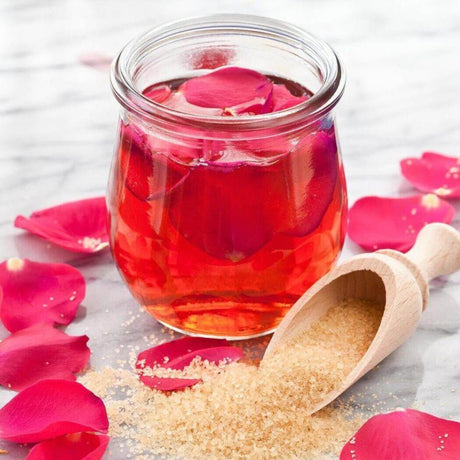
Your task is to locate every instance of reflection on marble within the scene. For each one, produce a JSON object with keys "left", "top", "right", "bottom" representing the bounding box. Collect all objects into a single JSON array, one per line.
[{"left": 0, "top": 0, "right": 459, "bottom": 458}]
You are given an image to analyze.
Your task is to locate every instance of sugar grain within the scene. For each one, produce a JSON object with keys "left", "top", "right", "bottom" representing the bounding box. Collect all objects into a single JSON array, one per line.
[{"left": 81, "top": 298, "right": 383, "bottom": 459}]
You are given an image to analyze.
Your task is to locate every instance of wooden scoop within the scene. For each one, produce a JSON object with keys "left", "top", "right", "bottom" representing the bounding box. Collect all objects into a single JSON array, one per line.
[{"left": 263, "top": 223, "right": 460, "bottom": 414}]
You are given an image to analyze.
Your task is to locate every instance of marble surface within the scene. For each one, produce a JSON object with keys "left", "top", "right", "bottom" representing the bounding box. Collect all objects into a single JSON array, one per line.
[{"left": 0, "top": 0, "right": 459, "bottom": 458}]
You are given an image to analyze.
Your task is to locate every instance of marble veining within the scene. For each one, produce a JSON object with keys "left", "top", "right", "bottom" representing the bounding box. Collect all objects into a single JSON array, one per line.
[{"left": 0, "top": 0, "right": 459, "bottom": 458}]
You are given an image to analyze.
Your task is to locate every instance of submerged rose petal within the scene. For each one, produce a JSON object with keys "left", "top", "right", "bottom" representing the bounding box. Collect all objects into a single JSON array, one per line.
[
  {"left": 118, "top": 124, "right": 190, "bottom": 201},
  {"left": 182, "top": 66, "right": 273, "bottom": 114},
  {"left": 348, "top": 194, "right": 455, "bottom": 252},
  {"left": 278, "top": 130, "right": 338, "bottom": 236},
  {"left": 26, "top": 433, "right": 110, "bottom": 460},
  {"left": 15, "top": 197, "right": 108, "bottom": 253},
  {"left": 168, "top": 161, "right": 275, "bottom": 260},
  {"left": 0, "top": 380, "right": 108, "bottom": 443},
  {"left": 401, "top": 151, "right": 460, "bottom": 198},
  {"left": 0, "top": 324, "right": 90, "bottom": 391},
  {"left": 136, "top": 337, "right": 243, "bottom": 391},
  {"left": 0, "top": 258, "right": 85, "bottom": 332},
  {"left": 78, "top": 53, "right": 112, "bottom": 72},
  {"left": 341, "top": 409, "right": 460, "bottom": 460},
  {"left": 168, "top": 129, "right": 338, "bottom": 259}
]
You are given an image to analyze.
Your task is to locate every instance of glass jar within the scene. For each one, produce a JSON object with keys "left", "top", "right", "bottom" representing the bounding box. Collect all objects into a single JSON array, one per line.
[{"left": 108, "top": 14, "right": 347, "bottom": 339}]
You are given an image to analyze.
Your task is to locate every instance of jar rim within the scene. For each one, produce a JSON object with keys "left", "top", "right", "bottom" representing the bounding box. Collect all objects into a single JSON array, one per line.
[{"left": 111, "top": 14, "right": 345, "bottom": 132}]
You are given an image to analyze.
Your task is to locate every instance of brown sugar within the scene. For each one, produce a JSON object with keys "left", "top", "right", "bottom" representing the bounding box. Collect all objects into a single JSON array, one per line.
[{"left": 80, "top": 298, "right": 383, "bottom": 459}]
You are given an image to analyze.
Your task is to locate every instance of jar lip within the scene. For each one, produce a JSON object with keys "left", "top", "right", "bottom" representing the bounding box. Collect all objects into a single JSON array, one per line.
[{"left": 111, "top": 14, "right": 345, "bottom": 132}]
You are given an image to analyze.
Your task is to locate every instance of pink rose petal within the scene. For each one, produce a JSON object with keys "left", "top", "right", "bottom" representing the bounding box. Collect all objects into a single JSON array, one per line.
[
  {"left": 14, "top": 197, "right": 109, "bottom": 253},
  {"left": 159, "top": 90, "right": 223, "bottom": 116},
  {"left": 0, "top": 380, "right": 108, "bottom": 443},
  {"left": 26, "top": 433, "right": 110, "bottom": 460},
  {"left": 340, "top": 409, "right": 460, "bottom": 460},
  {"left": 271, "top": 83, "right": 309, "bottom": 111},
  {"left": 0, "top": 323, "right": 90, "bottom": 391},
  {"left": 182, "top": 66, "right": 273, "bottom": 114},
  {"left": 0, "top": 258, "right": 85, "bottom": 332},
  {"left": 136, "top": 337, "right": 244, "bottom": 391},
  {"left": 138, "top": 375, "right": 201, "bottom": 392},
  {"left": 168, "top": 162, "right": 276, "bottom": 260},
  {"left": 278, "top": 130, "right": 338, "bottom": 236},
  {"left": 78, "top": 53, "right": 112, "bottom": 72},
  {"left": 401, "top": 151, "right": 460, "bottom": 198},
  {"left": 168, "top": 130, "right": 338, "bottom": 259},
  {"left": 348, "top": 194, "right": 455, "bottom": 252},
  {"left": 142, "top": 83, "right": 172, "bottom": 103},
  {"left": 118, "top": 124, "right": 190, "bottom": 201}
]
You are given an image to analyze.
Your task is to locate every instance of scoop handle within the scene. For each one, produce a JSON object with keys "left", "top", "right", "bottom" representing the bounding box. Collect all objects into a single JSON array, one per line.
[{"left": 406, "top": 223, "right": 460, "bottom": 281}]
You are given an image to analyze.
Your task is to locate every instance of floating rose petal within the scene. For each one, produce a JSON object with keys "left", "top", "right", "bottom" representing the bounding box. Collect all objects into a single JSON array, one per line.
[
  {"left": 271, "top": 83, "right": 309, "bottom": 111},
  {"left": 15, "top": 197, "right": 109, "bottom": 253},
  {"left": 182, "top": 66, "right": 273, "bottom": 114},
  {"left": 158, "top": 90, "right": 223, "bottom": 116},
  {"left": 401, "top": 151, "right": 460, "bottom": 198},
  {"left": 348, "top": 194, "right": 455, "bottom": 252},
  {"left": 78, "top": 53, "right": 112, "bottom": 72},
  {"left": 26, "top": 433, "right": 110, "bottom": 460},
  {"left": 340, "top": 409, "right": 460, "bottom": 460},
  {"left": 0, "top": 323, "right": 90, "bottom": 391},
  {"left": 142, "top": 83, "right": 172, "bottom": 103},
  {"left": 0, "top": 258, "right": 85, "bottom": 332},
  {"left": 0, "top": 380, "right": 108, "bottom": 443},
  {"left": 136, "top": 337, "right": 243, "bottom": 391}
]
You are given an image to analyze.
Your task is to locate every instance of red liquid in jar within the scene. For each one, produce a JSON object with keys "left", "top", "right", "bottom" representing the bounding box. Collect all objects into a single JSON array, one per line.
[{"left": 108, "top": 73, "right": 347, "bottom": 338}]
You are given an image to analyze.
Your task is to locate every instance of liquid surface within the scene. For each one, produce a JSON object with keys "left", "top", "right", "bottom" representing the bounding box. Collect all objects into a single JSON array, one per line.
[{"left": 107, "top": 69, "right": 347, "bottom": 337}]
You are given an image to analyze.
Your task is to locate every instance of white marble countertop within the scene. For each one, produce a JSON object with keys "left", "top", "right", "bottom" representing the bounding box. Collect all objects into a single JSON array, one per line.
[{"left": 0, "top": 0, "right": 459, "bottom": 458}]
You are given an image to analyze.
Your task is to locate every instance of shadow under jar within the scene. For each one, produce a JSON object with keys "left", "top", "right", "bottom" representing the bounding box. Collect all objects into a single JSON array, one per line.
[{"left": 108, "top": 15, "right": 347, "bottom": 339}]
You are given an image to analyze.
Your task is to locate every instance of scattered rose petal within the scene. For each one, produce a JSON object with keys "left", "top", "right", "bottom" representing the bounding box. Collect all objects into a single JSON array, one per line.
[
  {"left": 26, "top": 433, "right": 109, "bottom": 460},
  {"left": 78, "top": 53, "right": 112, "bottom": 72},
  {"left": 0, "top": 380, "right": 108, "bottom": 443},
  {"left": 401, "top": 151, "right": 460, "bottom": 198},
  {"left": 0, "top": 258, "right": 85, "bottom": 332},
  {"left": 348, "top": 194, "right": 455, "bottom": 252},
  {"left": 14, "top": 197, "right": 109, "bottom": 253},
  {"left": 0, "top": 323, "right": 90, "bottom": 391},
  {"left": 271, "top": 83, "right": 309, "bottom": 111},
  {"left": 136, "top": 337, "right": 243, "bottom": 391},
  {"left": 182, "top": 66, "right": 273, "bottom": 114},
  {"left": 340, "top": 409, "right": 460, "bottom": 460}
]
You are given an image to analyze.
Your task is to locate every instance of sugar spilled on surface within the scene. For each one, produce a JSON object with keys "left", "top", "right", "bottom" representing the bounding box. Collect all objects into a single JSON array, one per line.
[{"left": 80, "top": 298, "right": 383, "bottom": 459}]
